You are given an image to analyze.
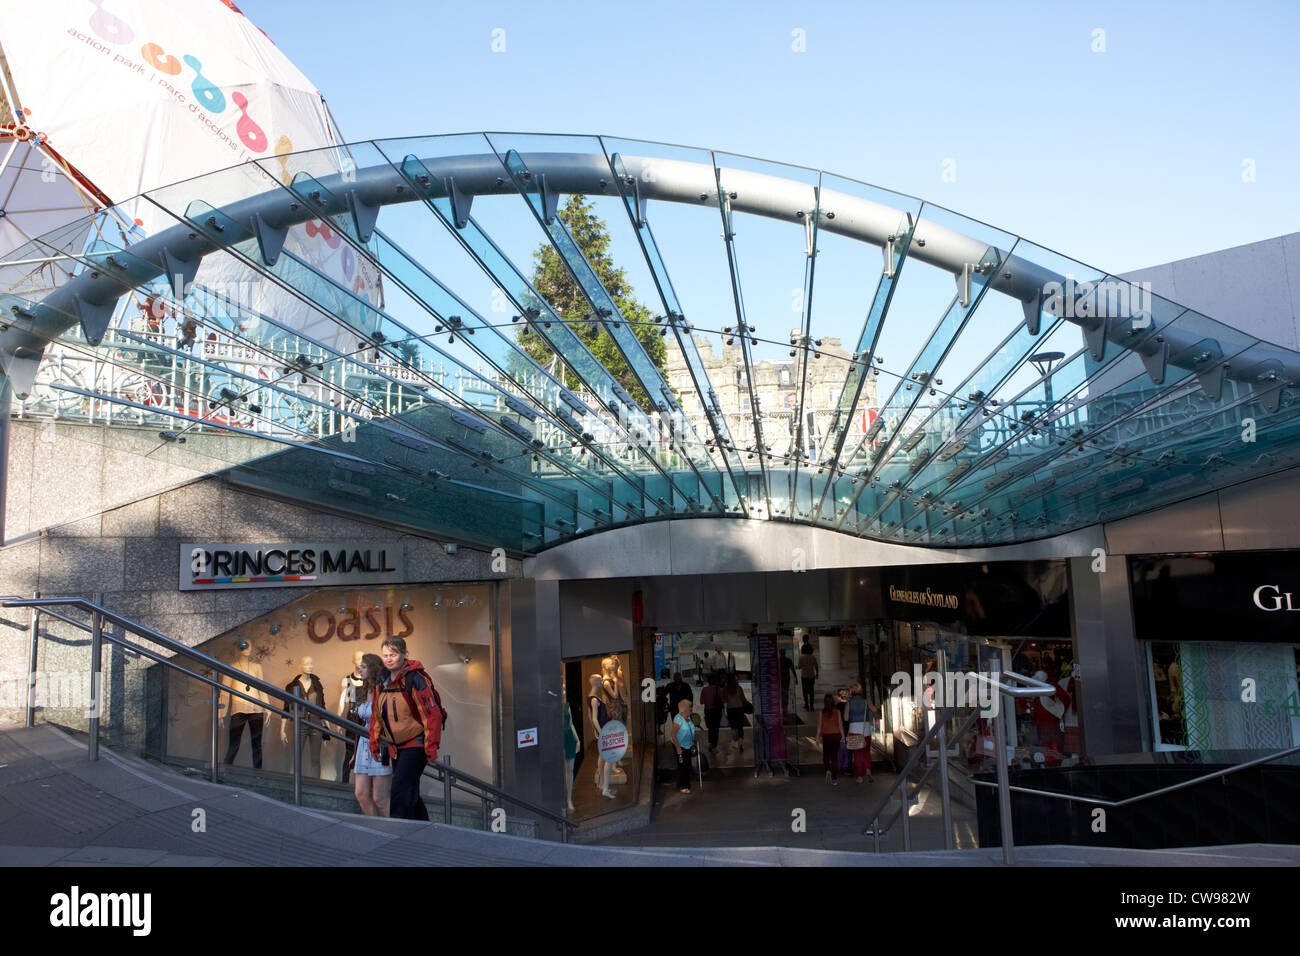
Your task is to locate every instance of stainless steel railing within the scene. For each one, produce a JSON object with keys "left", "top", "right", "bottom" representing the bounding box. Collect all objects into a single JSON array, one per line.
[
  {"left": 4, "top": 595, "right": 576, "bottom": 841},
  {"left": 864, "top": 668, "right": 1056, "bottom": 860},
  {"left": 868, "top": 667, "right": 1300, "bottom": 864}
]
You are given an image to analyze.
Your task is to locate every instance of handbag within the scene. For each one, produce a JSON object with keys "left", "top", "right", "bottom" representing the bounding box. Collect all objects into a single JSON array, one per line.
[
  {"left": 837, "top": 738, "right": 851, "bottom": 771},
  {"left": 742, "top": 699, "right": 754, "bottom": 715}
]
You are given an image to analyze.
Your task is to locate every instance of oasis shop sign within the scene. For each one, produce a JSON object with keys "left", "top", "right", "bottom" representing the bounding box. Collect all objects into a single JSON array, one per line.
[{"left": 180, "top": 543, "right": 404, "bottom": 590}]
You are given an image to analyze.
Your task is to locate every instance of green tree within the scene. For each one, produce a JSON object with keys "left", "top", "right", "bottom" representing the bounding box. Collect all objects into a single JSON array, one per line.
[{"left": 517, "top": 195, "right": 666, "bottom": 411}]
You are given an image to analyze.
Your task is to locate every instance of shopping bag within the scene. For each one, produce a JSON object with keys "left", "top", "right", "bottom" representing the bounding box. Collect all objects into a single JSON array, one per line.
[{"left": 838, "top": 739, "right": 851, "bottom": 771}]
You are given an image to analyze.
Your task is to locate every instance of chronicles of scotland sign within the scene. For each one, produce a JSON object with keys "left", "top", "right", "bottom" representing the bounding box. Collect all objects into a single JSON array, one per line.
[{"left": 181, "top": 543, "right": 404, "bottom": 590}]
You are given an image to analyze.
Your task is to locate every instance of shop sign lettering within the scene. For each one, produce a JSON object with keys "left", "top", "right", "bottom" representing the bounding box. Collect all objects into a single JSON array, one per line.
[
  {"left": 306, "top": 605, "right": 414, "bottom": 643},
  {"left": 1252, "top": 584, "right": 1300, "bottom": 611},
  {"left": 887, "top": 585, "right": 960, "bottom": 610},
  {"left": 180, "top": 542, "right": 404, "bottom": 590}
]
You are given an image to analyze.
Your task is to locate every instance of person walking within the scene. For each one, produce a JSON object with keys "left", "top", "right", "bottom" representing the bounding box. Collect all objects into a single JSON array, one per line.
[
  {"left": 722, "top": 673, "right": 749, "bottom": 754},
  {"left": 798, "top": 639, "right": 819, "bottom": 710},
  {"left": 667, "top": 671, "right": 694, "bottom": 713},
  {"left": 350, "top": 653, "right": 391, "bottom": 816},
  {"left": 846, "top": 683, "right": 879, "bottom": 783},
  {"left": 700, "top": 672, "right": 724, "bottom": 753},
  {"left": 779, "top": 648, "right": 797, "bottom": 714},
  {"left": 671, "top": 699, "right": 699, "bottom": 794},
  {"left": 370, "top": 636, "right": 444, "bottom": 820},
  {"left": 818, "top": 693, "right": 845, "bottom": 785}
]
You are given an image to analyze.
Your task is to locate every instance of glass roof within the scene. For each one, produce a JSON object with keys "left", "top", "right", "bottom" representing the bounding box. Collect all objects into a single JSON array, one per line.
[{"left": 4, "top": 132, "right": 1298, "bottom": 554}]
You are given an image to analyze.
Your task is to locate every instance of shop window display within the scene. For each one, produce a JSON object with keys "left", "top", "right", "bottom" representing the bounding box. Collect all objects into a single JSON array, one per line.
[
  {"left": 565, "top": 650, "right": 640, "bottom": 819},
  {"left": 163, "top": 585, "right": 494, "bottom": 788},
  {"left": 1147, "top": 641, "right": 1300, "bottom": 752},
  {"left": 879, "top": 620, "right": 1082, "bottom": 771}
]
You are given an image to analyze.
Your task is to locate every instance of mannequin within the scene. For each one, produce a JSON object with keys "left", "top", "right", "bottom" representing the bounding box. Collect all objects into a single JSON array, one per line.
[
  {"left": 337, "top": 650, "right": 365, "bottom": 783},
  {"left": 221, "top": 638, "right": 270, "bottom": 768},
  {"left": 281, "top": 656, "right": 326, "bottom": 778},
  {"left": 601, "top": 656, "right": 629, "bottom": 780},
  {"left": 587, "top": 674, "right": 615, "bottom": 800},
  {"left": 561, "top": 681, "right": 579, "bottom": 812}
]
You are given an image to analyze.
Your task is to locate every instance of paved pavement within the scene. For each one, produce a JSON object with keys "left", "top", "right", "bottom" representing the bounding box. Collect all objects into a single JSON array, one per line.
[{"left": 1, "top": 723, "right": 1296, "bottom": 867}]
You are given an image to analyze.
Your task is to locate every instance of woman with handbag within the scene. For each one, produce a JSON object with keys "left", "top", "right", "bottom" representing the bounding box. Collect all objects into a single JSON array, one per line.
[
  {"left": 351, "top": 653, "right": 391, "bottom": 815},
  {"left": 671, "top": 699, "right": 699, "bottom": 794},
  {"left": 722, "top": 673, "right": 749, "bottom": 754},
  {"left": 846, "top": 683, "right": 878, "bottom": 783},
  {"left": 818, "top": 693, "right": 846, "bottom": 785}
]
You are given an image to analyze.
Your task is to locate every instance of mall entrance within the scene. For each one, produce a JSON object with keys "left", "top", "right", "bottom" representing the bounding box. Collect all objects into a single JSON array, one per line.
[{"left": 646, "top": 624, "right": 883, "bottom": 778}]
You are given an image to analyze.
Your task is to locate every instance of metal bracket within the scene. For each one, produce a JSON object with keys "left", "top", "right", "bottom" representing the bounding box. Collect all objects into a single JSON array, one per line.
[
  {"left": 0, "top": 343, "right": 44, "bottom": 399},
  {"left": 73, "top": 292, "right": 116, "bottom": 346},
  {"left": 1195, "top": 363, "right": 1227, "bottom": 402},
  {"left": 957, "top": 264, "right": 974, "bottom": 308},
  {"left": 537, "top": 173, "right": 559, "bottom": 224},
  {"left": 346, "top": 190, "right": 379, "bottom": 244},
  {"left": 720, "top": 192, "right": 735, "bottom": 242},
  {"left": 158, "top": 247, "right": 201, "bottom": 298},
  {"left": 1137, "top": 338, "right": 1170, "bottom": 386},
  {"left": 1082, "top": 316, "right": 1111, "bottom": 362},
  {"left": 1021, "top": 288, "right": 1044, "bottom": 336},
  {"left": 249, "top": 212, "right": 287, "bottom": 266},
  {"left": 1243, "top": 360, "right": 1287, "bottom": 414},
  {"left": 444, "top": 176, "right": 473, "bottom": 229},
  {"left": 630, "top": 175, "right": 648, "bottom": 227}
]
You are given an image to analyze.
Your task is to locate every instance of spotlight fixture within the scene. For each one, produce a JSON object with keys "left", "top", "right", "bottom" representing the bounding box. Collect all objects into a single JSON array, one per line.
[
  {"left": 269, "top": 620, "right": 280, "bottom": 635},
  {"left": 298, "top": 607, "right": 308, "bottom": 621},
  {"left": 401, "top": 596, "right": 412, "bottom": 611},
  {"left": 374, "top": 597, "right": 382, "bottom": 611},
  {"left": 339, "top": 599, "right": 348, "bottom": 614},
  {"left": 457, "top": 594, "right": 468, "bottom": 608},
  {"left": 433, "top": 594, "right": 443, "bottom": 609}
]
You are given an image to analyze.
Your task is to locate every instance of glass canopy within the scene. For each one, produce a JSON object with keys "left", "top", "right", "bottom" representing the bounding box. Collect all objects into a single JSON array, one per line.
[{"left": 4, "top": 133, "right": 1297, "bottom": 554}]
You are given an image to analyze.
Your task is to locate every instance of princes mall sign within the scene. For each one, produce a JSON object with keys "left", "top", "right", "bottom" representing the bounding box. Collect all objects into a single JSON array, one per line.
[{"left": 180, "top": 543, "right": 404, "bottom": 590}]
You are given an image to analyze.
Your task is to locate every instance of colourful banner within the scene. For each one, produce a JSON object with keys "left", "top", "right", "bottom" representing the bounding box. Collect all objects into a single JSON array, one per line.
[{"left": 752, "top": 633, "right": 787, "bottom": 762}]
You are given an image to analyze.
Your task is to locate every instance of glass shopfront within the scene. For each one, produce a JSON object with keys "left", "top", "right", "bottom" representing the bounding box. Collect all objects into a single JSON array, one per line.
[
  {"left": 564, "top": 649, "right": 642, "bottom": 819},
  {"left": 878, "top": 560, "right": 1078, "bottom": 770},
  {"left": 163, "top": 583, "right": 496, "bottom": 786},
  {"left": 1133, "top": 553, "right": 1300, "bottom": 753}
]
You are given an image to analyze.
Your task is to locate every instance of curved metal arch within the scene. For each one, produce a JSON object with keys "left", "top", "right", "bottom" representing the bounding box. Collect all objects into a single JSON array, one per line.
[{"left": 9, "top": 143, "right": 1294, "bottom": 409}]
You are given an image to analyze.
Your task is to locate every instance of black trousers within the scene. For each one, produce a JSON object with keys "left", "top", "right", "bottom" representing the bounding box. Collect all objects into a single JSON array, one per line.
[
  {"left": 389, "top": 747, "right": 429, "bottom": 820},
  {"left": 704, "top": 708, "right": 722, "bottom": 748},
  {"left": 675, "top": 746, "right": 695, "bottom": 790},
  {"left": 224, "top": 713, "right": 264, "bottom": 769},
  {"left": 801, "top": 677, "right": 816, "bottom": 709}
]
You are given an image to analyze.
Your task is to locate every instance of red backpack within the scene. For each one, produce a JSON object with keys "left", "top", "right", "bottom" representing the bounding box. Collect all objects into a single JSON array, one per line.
[{"left": 397, "top": 664, "right": 449, "bottom": 730}]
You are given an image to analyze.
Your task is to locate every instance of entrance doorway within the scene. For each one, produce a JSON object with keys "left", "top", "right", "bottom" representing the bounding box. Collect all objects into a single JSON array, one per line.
[{"left": 648, "top": 624, "right": 881, "bottom": 780}]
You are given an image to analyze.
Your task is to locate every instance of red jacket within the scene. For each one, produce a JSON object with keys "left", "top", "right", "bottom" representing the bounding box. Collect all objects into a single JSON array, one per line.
[{"left": 370, "top": 658, "right": 443, "bottom": 762}]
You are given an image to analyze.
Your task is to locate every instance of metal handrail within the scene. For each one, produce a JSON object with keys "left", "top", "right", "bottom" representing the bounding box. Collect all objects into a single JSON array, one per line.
[
  {"left": 969, "top": 742, "right": 1300, "bottom": 807},
  {"left": 864, "top": 706, "right": 959, "bottom": 834},
  {"left": 865, "top": 707, "right": 981, "bottom": 850},
  {"left": 866, "top": 668, "right": 1056, "bottom": 858},
  {"left": 6, "top": 596, "right": 576, "bottom": 840}
]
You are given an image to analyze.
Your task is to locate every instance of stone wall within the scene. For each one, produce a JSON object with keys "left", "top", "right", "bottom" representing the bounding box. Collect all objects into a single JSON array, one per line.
[{"left": 0, "top": 438, "right": 522, "bottom": 725}]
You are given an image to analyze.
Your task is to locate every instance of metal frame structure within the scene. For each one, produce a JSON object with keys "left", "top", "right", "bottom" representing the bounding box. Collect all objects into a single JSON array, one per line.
[{"left": 3, "top": 133, "right": 1298, "bottom": 553}]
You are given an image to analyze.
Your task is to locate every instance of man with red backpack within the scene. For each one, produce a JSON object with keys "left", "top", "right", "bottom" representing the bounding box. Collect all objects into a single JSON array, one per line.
[{"left": 372, "top": 636, "right": 446, "bottom": 820}]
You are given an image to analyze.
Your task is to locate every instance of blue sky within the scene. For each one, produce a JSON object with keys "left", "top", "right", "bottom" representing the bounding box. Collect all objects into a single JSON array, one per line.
[{"left": 241, "top": 0, "right": 1299, "bottom": 275}]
